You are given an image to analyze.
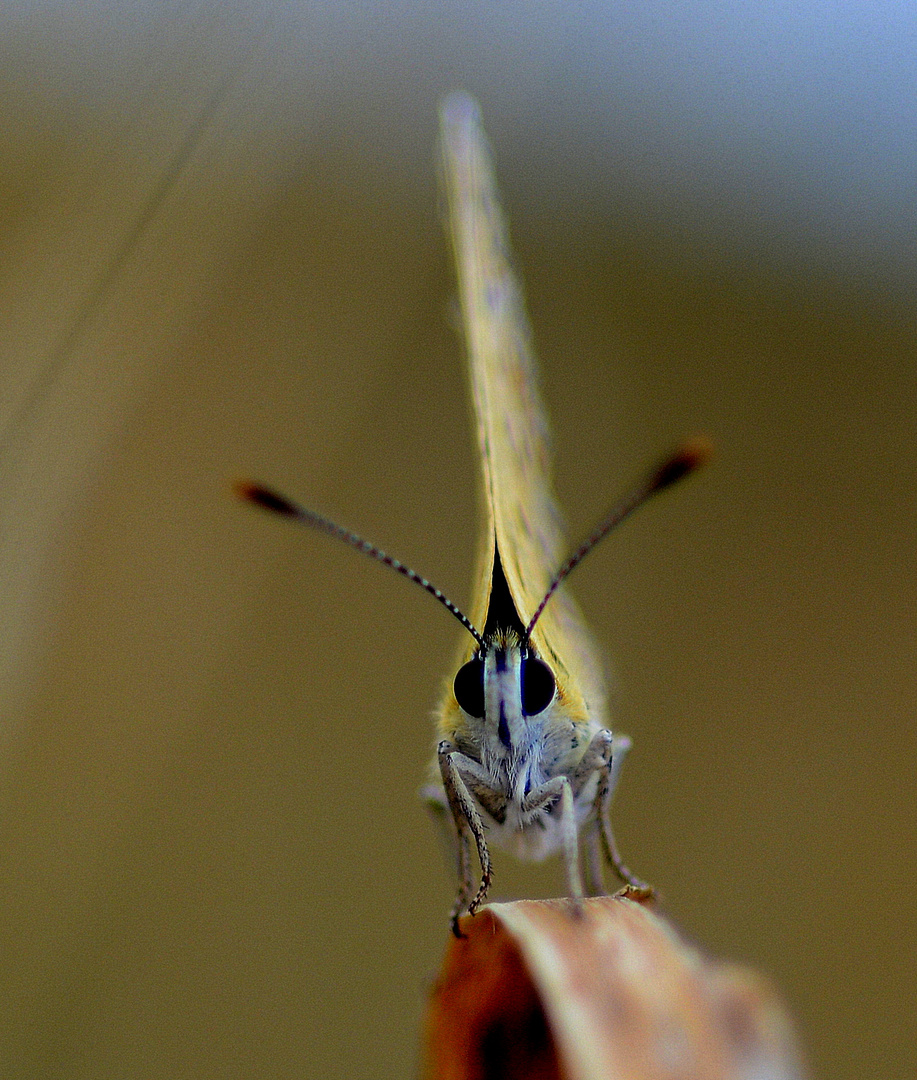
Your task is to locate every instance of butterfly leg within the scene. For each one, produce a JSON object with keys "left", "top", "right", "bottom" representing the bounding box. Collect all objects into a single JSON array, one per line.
[
  {"left": 423, "top": 782, "right": 471, "bottom": 896},
  {"left": 581, "top": 729, "right": 654, "bottom": 897},
  {"left": 570, "top": 733, "right": 617, "bottom": 896},
  {"left": 437, "top": 741, "right": 493, "bottom": 936},
  {"left": 583, "top": 822, "right": 605, "bottom": 897},
  {"left": 521, "top": 776, "right": 584, "bottom": 911}
]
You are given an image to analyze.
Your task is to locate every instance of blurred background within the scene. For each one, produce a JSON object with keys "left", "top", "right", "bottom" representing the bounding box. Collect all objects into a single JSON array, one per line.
[{"left": 1, "top": 3, "right": 914, "bottom": 1078}]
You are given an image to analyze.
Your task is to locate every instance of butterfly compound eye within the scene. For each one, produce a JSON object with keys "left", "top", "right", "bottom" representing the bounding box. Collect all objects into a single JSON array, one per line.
[
  {"left": 454, "top": 657, "right": 485, "bottom": 718},
  {"left": 521, "top": 657, "right": 555, "bottom": 716}
]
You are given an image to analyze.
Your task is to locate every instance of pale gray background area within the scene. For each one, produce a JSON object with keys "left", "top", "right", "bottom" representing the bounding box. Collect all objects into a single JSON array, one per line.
[{"left": 1, "top": 4, "right": 914, "bottom": 1079}]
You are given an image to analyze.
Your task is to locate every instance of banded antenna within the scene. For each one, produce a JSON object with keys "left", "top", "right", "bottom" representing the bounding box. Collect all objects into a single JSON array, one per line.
[{"left": 234, "top": 437, "right": 711, "bottom": 651}]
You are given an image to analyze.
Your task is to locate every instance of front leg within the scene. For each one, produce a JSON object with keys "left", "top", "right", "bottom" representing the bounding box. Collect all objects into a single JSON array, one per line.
[
  {"left": 521, "top": 776, "right": 584, "bottom": 910},
  {"left": 437, "top": 741, "right": 493, "bottom": 936},
  {"left": 575, "top": 729, "right": 653, "bottom": 896}
]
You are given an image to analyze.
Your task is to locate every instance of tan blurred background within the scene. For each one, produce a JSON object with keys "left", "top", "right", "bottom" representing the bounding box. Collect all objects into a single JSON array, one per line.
[{"left": 1, "top": 6, "right": 914, "bottom": 1079}]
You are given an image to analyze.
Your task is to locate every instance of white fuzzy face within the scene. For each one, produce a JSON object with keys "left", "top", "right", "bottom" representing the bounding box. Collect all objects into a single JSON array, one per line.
[
  {"left": 456, "top": 640, "right": 554, "bottom": 752},
  {"left": 442, "top": 619, "right": 603, "bottom": 854}
]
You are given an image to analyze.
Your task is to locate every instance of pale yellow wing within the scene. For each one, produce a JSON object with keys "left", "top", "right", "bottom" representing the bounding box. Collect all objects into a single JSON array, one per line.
[{"left": 438, "top": 93, "right": 608, "bottom": 724}]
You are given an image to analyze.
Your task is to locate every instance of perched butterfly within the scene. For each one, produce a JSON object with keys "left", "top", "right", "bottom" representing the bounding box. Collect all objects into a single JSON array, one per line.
[{"left": 237, "top": 94, "right": 709, "bottom": 935}]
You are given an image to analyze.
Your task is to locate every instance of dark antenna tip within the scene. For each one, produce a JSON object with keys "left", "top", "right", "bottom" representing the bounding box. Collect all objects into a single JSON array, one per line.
[
  {"left": 233, "top": 478, "right": 486, "bottom": 649},
  {"left": 234, "top": 480, "right": 299, "bottom": 518},
  {"left": 651, "top": 436, "right": 714, "bottom": 493},
  {"left": 523, "top": 435, "right": 713, "bottom": 642}
]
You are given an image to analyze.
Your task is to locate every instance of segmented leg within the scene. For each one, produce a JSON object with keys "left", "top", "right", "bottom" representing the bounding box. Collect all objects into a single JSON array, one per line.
[
  {"left": 521, "top": 775, "right": 584, "bottom": 911},
  {"left": 559, "top": 779, "right": 584, "bottom": 914},
  {"left": 437, "top": 741, "right": 492, "bottom": 936},
  {"left": 452, "top": 826, "right": 473, "bottom": 924},
  {"left": 591, "top": 731, "right": 654, "bottom": 895},
  {"left": 582, "top": 821, "right": 605, "bottom": 897},
  {"left": 572, "top": 729, "right": 653, "bottom": 896}
]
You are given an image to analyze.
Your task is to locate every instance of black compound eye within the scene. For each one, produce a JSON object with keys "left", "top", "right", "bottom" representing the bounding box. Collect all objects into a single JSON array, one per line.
[
  {"left": 454, "top": 657, "right": 485, "bottom": 718},
  {"left": 521, "top": 657, "right": 555, "bottom": 716}
]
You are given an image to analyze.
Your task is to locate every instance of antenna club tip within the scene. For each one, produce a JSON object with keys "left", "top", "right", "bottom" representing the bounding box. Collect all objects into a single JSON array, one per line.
[
  {"left": 233, "top": 480, "right": 298, "bottom": 517},
  {"left": 678, "top": 435, "right": 715, "bottom": 471},
  {"left": 653, "top": 436, "right": 714, "bottom": 491}
]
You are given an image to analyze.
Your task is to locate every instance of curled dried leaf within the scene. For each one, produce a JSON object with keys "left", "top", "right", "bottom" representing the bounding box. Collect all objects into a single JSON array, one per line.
[{"left": 424, "top": 896, "right": 806, "bottom": 1080}]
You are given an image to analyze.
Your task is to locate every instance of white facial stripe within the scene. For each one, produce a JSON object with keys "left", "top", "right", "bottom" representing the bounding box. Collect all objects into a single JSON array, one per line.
[{"left": 484, "top": 647, "right": 524, "bottom": 753}]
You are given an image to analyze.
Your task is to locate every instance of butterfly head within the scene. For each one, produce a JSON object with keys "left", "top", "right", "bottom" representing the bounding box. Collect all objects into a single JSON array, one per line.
[
  {"left": 453, "top": 632, "right": 558, "bottom": 753},
  {"left": 448, "top": 541, "right": 566, "bottom": 760}
]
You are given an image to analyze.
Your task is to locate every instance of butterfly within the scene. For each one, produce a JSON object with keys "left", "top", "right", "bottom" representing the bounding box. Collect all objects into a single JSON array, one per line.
[{"left": 237, "top": 93, "right": 709, "bottom": 935}]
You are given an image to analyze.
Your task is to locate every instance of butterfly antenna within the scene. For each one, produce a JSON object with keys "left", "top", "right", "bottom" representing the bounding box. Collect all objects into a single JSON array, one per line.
[
  {"left": 523, "top": 437, "right": 713, "bottom": 642},
  {"left": 235, "top": 481, "right": 486, "bottom": 650}
]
